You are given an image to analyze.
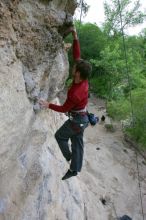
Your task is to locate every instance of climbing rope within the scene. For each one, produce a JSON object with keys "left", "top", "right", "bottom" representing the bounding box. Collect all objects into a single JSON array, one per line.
[{"left": 117, "top": 0, "right": 145, "bottom": 219}]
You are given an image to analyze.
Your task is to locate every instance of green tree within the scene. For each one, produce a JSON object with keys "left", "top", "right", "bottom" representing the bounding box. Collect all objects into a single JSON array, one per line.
[
  {"left": 103, "top": 0, "right": 146, "bottom": 36},
  {"left": 75, "top": 0, "right": 90, "bottom": 19},
  {"left": 90, "top": 0, "right": 146, "bottom": 98},
  {"left": 90, "top": 41, "right": 125, "bottom": 98}
]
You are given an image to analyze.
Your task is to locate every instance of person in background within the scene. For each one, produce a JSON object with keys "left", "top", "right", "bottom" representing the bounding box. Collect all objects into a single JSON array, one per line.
[{"left": 39, "top": 27, "right": 92, "bottom": 180}]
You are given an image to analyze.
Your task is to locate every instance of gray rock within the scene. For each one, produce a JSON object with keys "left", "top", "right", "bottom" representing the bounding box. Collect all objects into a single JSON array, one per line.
[{"left": 0, "top": 1, "right": 80, "bottom": 219}]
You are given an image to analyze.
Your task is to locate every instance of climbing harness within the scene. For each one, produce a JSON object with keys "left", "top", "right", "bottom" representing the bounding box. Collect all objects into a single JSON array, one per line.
[{"left": 117, "top": 0, "right": 145, "bottom": 219}]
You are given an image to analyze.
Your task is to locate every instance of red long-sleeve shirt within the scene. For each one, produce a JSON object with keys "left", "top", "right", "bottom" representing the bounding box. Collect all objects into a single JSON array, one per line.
[{"left": 49, "top": 39, "right": 89, "bottom": 113}]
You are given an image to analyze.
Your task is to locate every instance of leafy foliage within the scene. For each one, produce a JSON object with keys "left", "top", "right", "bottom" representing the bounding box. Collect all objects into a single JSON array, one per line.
[
  {"left": 107, "top": 88, "right": 146, "bottom": 147},
  {"left": 75, "top": 0, "right": 90, "bottom": 18}
]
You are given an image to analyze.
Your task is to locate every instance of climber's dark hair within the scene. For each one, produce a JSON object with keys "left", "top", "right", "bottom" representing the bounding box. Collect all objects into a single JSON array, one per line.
[{"left": 75, "top": 59, "right": 92, "bottom": 80}]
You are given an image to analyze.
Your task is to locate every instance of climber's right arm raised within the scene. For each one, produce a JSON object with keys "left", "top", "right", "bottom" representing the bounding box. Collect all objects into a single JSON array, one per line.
[{"left": 72, "top": 28, "right": 81, "bottom": 61}]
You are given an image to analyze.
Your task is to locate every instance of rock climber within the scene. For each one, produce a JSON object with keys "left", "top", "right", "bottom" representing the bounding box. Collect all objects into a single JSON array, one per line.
[{"left": 39, "top": 27, "right": 92, "bottom": 180}]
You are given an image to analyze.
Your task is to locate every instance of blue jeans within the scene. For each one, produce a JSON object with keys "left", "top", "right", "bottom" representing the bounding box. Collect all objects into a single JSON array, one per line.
[{"left": 55, "top": 114, "right": 89, "bottom": 172}]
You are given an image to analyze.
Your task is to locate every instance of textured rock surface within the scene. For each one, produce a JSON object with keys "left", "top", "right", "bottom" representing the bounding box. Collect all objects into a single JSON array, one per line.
[
  {"left": 0, "top": 0, "right": 76, "bottom": 103},
  {"left": 0, "top": 1, "right": 82, "bottom": 219}
]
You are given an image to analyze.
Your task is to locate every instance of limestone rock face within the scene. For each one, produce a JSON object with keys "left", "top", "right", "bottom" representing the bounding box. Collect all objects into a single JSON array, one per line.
[{"left": 0, "top": 0, "right": 77, "bottom": 103}]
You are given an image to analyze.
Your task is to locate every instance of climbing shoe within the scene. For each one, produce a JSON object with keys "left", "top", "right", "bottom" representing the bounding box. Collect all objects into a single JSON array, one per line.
[{"left": 62, "top": 169, "right": 77, "bottom": 180}]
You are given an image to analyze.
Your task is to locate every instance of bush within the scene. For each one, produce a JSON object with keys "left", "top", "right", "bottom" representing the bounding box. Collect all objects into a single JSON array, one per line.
[
  {"left": 126, "top": 89, "right": 146, "bottom": 147},
  {"left": 90, "top": 76, "right": 111, "bottom": 99},
  {"left": 107, "top": 99, "right": 131, "bottom": 120},
  {"left": 107, "top": 88, "right": 146, "bottom": 148}
]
